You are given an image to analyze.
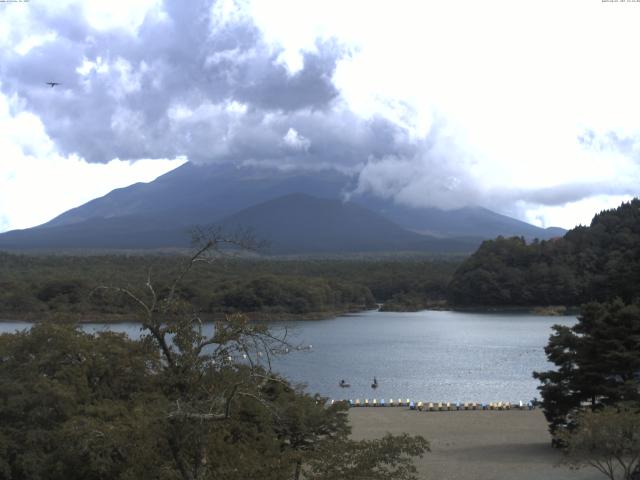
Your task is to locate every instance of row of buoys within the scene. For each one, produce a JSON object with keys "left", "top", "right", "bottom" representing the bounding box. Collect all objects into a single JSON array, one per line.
[{"left": 330, "top": 399, "right": 536, "bottom": 410}]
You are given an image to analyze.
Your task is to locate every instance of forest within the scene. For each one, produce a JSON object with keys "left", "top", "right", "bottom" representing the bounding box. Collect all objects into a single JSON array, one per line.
[
  {"left": 448, "top": 199, "right": 640, "bottom": 307},
  {"left": 0, "top": 253, "right": 460, "bottom": 321},
  {"left": 1, "top": 200, "right": 639, "bottom": 320}
]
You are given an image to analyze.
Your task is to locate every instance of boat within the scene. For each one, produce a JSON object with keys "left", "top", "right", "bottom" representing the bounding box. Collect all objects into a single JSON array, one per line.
[
  {"left": 339, "top": 379, "right": 351, "bottom": 388},
  {"left": 371, "top": 377, "right": 378, "bottom": 389}
]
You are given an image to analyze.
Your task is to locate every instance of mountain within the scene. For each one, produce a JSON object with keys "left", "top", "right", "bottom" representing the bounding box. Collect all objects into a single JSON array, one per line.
[
  {"left": 0, "top": 162, "right": 565, "bottom": 253},
  {"left": 40, "top": 163, "right": 564, "bottom": 240},
  {"left": 220, "top": 193, "right": 480, "bottom": 254},
  {"left": 357, "top": 197, "right": 566, "bottom": 239},
  {"left": 0, "top": 193, "right": 480, "bottom": 253},
  {"left": 40, "top": 163, "right": 349, "bottom": 230}
]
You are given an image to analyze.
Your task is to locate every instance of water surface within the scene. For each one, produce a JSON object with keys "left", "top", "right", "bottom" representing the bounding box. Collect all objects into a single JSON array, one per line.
[{"left": 1, "top": 310, "right": 572, "bottom": 403}]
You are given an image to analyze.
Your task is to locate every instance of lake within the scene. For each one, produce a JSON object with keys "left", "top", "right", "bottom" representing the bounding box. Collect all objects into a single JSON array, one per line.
[{"left": 0, "top": 309, "right": 573, "bottom": 404}]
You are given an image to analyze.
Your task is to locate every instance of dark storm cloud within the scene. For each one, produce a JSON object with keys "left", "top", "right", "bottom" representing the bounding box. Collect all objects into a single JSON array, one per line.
[
  {"left": 232, "top": 45, "right": 341, "bottom": 111},
  {"left": 0, "top": 0, "right": 374, "bottom": 166}
]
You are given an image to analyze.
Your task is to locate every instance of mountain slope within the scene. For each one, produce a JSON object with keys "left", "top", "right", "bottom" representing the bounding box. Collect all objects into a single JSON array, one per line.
[
  {"left": 40, "top": 163, "right": 349, "bottom": 229},
  {"left": 0, "top": 214, "right": 191, "bottom": 250},
  {"left": 0, "top": 193, "right": 481, "bottom": 253},
  {"left": 357, "top": 195, "right": 565, "bottom": 239},
  {"left": 0, "top": 162, "right": 566, "bottom": 252},
  {"left": 220, "top": 193, "right": 479, "bottom": 254},
  {"left": 37, "top": 162, "right": 564, "bottom": 240}
]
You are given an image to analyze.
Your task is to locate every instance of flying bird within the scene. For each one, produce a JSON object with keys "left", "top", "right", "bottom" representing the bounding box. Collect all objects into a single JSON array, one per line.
[{"left": 46, "top": 82, "right": 61, "bottom": 88}]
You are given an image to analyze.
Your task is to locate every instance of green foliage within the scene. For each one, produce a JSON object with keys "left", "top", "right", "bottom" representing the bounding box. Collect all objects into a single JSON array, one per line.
[
  {"left": 305, "top": 433, "right": 430, "bottom": 480},
  {"left": 533, "top": 299, "right": 640, "bottom": 436},
  {"left": 216, "top": 275, "right": 375, "bottom": 314},
  {"left": 0, "top": 253, "right": 460, "bottom": 318},
  {"left": 557, "top": 405, "right": 640, "bottom": 480},
  {"left": 0, "top": 322, "right": 165, "bottom": 480},
  {"left": 449, "top": 199, "right": 640, "bottom": 306},
  {"left": 0, "top": 240, "right": 429, "bottom": 480}
]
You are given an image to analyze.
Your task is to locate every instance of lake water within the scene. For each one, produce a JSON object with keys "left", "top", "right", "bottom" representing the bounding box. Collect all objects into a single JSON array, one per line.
[{"left": 0, "top": 309, "right": 573, "bottom": 404}]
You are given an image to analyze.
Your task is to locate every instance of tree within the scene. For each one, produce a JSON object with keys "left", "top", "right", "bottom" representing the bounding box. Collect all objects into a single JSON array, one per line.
[
  {"left": 557, "top": 405, "right": 640, "bottom": 480},
  {"left": 306, "top": 433, "right": 430, "bottom": 480},
  {"left": 448, "top": 198, "right": 640, "bottom": 308},
  {"left": 0, "top": 322, "right": 165, "bottom": 480},
  {"left": 0, "top": 231, "right": 429, "bottom": 479},
  {"left": 534, "top": 299, "right": 640, "bottom": 436}
]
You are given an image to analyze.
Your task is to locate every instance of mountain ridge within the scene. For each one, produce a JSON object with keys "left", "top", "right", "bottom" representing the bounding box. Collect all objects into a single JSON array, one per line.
[{"left": 0, "top": 162, "right": 566, "bottom": 253}]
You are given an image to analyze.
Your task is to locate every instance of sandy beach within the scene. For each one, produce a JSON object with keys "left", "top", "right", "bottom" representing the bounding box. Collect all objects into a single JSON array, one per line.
[{"left": 348, "top": 408, "right": 602, "bottom": 480}]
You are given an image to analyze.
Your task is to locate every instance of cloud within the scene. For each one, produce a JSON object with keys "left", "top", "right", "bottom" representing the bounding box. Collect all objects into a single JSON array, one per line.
[
  {"left": 0, "top": 87, "right": 185, "bottom": 233},
  {"left": 350, "top": 121, "right": 482, "bottom": 210},
  {"left": 495, "top": 182, "right": 639, "bottom": 208},
  {"left": 1, "top": 0, "right": 639, "bottom": 231},
  {"left": 578, "top": 129, "right": 640, "bottom": 161},
  {"left": 282, "top": 128, "right": 310, "bottom": 152},
  {"left": 0, "top": 0, "right": 349, "bottom": 166}
]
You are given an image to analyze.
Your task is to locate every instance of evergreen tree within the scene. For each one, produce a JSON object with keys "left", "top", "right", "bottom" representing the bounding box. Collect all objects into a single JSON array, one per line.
[
  {"left": 534, "top": 299, "right": 640, "bottom": 436},
  {"left": 449, "top": 198, "right": 640, "bottom": 307}
]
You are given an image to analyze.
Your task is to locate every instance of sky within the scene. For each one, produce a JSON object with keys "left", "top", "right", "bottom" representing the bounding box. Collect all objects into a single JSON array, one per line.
[{"left": 0, "top": 0, "right": 639, "bottom": 233}]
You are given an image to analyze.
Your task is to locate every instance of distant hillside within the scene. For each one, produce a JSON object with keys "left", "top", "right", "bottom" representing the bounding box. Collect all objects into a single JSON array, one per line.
[
  {"left": 448, "top": 198, "right": 640, "bottom": 306},
  {"left": 221, "top": 193, "right": 480, "bottom": 254},
  {"left": 357, "top": 194, "right": 566, "bottom": 239},
  {"left": 0, "top": 162, "right": 565, "bottom": 253},
  {"left": 0, "top": 193, "right": 480, "bottom": 254},
  {"left": 0, "top": 214, "right": 192, "bottom": 250}
]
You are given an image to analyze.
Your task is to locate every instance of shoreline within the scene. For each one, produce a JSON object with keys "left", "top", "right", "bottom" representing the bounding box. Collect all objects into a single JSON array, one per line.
[
  {"left": 0, "top": 306, "right": 375, "bottom": 324},
  {"left": 384, "top": 304, "right": 579, "bottom": 316},
  {"left": 0, "top": 303, "right": 579, "bottom": 324}
]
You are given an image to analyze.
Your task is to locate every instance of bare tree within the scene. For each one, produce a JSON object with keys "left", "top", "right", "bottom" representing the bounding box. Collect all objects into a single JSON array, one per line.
[{"left": 96, "top": 229, "right": 290, "bottom": 480}]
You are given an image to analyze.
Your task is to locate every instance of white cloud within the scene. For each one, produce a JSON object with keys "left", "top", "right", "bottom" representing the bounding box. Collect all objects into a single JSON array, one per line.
[
  {"left": 248, "top": 0, "right": 640, "bottom": 228},
  {"left": 523, "top": 195, "right": 636, "bottom": 229},
  {"left": 282, "top": 128, "right": 310, "bottom": 152},
  {"left": 76, "top": 56, "right": 110, "bottom": 76},
  {"left": 14, "top": 31, "right": 58, "bottom": 56},
  {"left": 82, "top": 0, "right": 162, "bottom": 33}
]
